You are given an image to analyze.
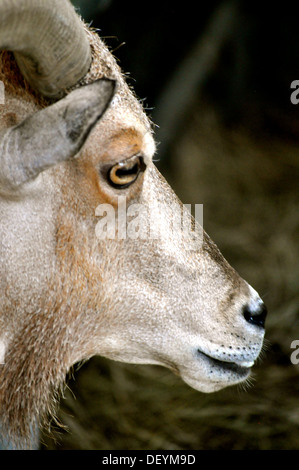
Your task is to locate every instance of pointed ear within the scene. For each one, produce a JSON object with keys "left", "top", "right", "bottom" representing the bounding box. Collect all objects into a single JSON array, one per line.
[{"left": 0, "top": 79, "right": 116, "bottom": 190}]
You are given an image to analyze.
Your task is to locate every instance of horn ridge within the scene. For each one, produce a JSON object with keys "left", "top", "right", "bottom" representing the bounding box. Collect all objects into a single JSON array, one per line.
[{"left": 0, "top": 0, "right": 91, "bottom": 98}]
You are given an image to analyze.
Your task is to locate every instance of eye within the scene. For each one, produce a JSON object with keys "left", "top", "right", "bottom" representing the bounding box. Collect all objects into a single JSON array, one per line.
[{"left": 107, "top": 155, "right": 146, "bottom": 189}]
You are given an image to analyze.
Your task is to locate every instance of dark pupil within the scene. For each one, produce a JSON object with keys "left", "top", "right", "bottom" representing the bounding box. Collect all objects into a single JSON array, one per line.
[{"left": 116, "top": 162, "right": 139, "bottom": 178}]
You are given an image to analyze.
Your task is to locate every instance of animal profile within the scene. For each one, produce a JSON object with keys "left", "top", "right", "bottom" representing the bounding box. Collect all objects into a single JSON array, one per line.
[{"left": 0, "top": 0, "right": 266, "bottom": 449}]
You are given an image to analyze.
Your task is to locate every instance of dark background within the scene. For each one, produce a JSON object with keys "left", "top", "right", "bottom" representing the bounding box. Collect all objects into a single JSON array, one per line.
[
  {"left": 42, "top": 0, "right": 299, "bottom": 450},
  {"left": 71, "top": 0, "right": 299, "bottom": 147}
]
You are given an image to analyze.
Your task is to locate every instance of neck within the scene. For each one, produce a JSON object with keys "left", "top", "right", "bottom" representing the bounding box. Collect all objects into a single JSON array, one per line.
[{"left": 0, "top": 298, "right": 73, "bottom": 447}]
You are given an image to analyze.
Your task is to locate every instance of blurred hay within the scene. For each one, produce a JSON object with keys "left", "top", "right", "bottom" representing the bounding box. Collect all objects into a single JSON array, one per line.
[{"left": 41, "top": 100, "right": 299, "bottom": 450}]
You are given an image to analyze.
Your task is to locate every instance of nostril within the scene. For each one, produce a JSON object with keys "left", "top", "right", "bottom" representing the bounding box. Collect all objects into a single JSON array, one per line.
[{"left": 243, "top": 303, "right": 267, "bottom": 328}]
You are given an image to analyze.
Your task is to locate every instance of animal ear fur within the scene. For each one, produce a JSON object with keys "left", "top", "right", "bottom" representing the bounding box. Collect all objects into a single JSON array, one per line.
[{"left": 0, "top": 79, "right": 115, "bottom": 190}]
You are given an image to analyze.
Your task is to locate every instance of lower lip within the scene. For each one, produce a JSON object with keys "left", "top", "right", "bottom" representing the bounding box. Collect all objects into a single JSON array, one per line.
[{"left": 198, "top": 351, "right": 251, "bottom": 378}]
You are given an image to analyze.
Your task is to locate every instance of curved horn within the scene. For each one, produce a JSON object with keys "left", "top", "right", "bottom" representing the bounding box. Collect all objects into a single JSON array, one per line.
[{"left": 0, "top": 0, "right": 91, "bottom": 98}]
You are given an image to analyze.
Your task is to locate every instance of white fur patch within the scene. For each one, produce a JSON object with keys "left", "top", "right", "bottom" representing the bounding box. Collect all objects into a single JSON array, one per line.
[
  {"left": 248, "top": 284, "right": 264, "bottom": 312},
  {"left": 238, "top": 361, "right": 254, "bottom": 368},
  {"left": 0, "top": 339, "right": 6, "bottom": 364}
]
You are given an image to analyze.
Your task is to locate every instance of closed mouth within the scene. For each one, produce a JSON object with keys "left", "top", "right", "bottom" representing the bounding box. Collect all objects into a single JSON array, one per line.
[{"left": 197, "top": 350, "right": 252, "bottom": 378}]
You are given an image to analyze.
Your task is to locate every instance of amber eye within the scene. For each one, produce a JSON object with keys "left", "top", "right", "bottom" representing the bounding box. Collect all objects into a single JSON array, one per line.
[{"left": 107, "top": 155, "right": 145, "bottom": 189}]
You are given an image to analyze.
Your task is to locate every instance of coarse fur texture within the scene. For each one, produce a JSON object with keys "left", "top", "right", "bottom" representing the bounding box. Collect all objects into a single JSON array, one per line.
[{"left": 0, "top": 2, "right": 266, "bottom": 449}]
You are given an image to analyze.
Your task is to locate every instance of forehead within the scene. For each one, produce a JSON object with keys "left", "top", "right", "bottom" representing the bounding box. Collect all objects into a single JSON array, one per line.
[{"left": 85, "top": 103, "right": 156, "bottom": 166}]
